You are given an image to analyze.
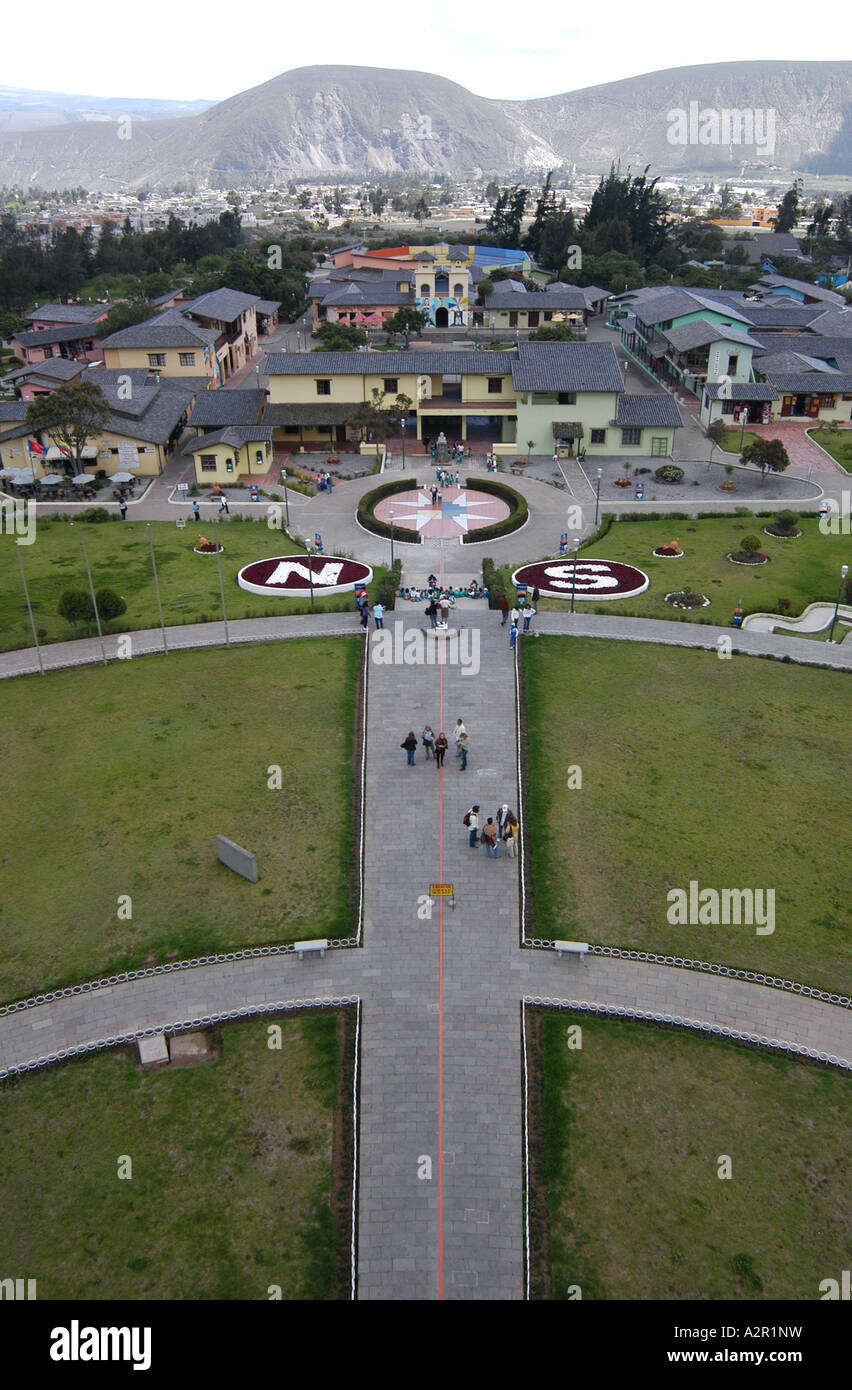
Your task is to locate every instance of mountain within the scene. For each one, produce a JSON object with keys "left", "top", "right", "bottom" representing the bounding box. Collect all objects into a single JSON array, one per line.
[
  {"left": 0, "top": 62, "right": 849, "bottom": 190},
  {"left": 0, "top": 85, "right": 214, "bottom": 133}
]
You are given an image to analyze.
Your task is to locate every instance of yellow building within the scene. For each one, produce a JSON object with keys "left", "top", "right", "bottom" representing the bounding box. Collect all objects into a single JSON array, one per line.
[{"left": 100, "top": 289, "right": 261, "bottom": 388}]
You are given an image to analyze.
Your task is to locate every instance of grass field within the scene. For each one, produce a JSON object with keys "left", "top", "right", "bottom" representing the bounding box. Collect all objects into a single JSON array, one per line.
[
  {"left": 717, "top": 430, "right": 759, "bottom": 454},
  {"left": 501, "top": 515, "right": 850, "bottom": 623},
  {"left": 809, "top": 426, "right": 852, "bottom": 473},
  {"left": 0, "top": 1013, "right": 348, "bottom": 1299},
  {"left": 0, "top": 517, "right": 386, "bottom": 654},
  {"left": 522, "top": 639, "right": 851, "bottom": 990},
  {"left": 0, "top": 640, "right": 359, "bottom": 1000},
  {"left": 534, "top": 1012, "right": 851, "bottom": 1300}
]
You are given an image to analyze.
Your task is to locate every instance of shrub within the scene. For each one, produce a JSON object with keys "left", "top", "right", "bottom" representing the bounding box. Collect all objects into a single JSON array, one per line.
[
  {"left": 58, "top": 588, "right": 94, "bottom": 634},
  {"left": 95, "top": 588, "right": 127, "bottom": 624},
  {"left": 376, "top": 559, "right": 402, "bottom": 610},
  {"left": 654, "top": 464, "right": 684, "bottom": 483},
  {"left": 741, "top": 534, "right": 762, "bottom": 554},
  {"left": 357, "top": 478, "right": 421, "bottom": 543},
  {"left": 482, "top": 557, "right": 505, "bottom": 607},
  {"left": 80, "top": 507, "right": 111, "bottom": 523},
  {"left": 459, "top": 476, "right": 527, "bottom": 544}
]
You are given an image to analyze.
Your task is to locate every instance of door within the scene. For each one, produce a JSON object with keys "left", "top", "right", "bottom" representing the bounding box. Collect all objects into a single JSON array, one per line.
[
  {"left": 435, "top": 307, "right": 448, "bottom": 328},
  {"left": 808, "top": 396, "right": 819, "bottom": 417},
  {"left": 527, "top": 311, "right": 540, "bottom": 328},
  {"left": 781, "top": 396, "right": 793, "bottom": 417},
  {"left": 509, "top": 311, "right": 518, "bottom": 328}
]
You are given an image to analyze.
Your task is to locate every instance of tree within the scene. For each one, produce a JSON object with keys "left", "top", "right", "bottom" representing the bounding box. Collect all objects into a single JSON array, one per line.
[
  {"left": 740, "top": 436, "right": 791, "bottom": 483},
  {"left": 774, "top": 180, "right": 802, "bottom": 234},
  {"left": 528, "top": 324, "right": 576, "bottom": 341},
  {"left": 99, "top": 299, "right": 155, "bottom": 338},
  {"left": 58, "top": 588, "right": 94, "bottom": 635},
  {"left": 0, "top": 308, "right": 22, "bottom": 341},
  {"left": 486, "top": 186, "right": 529, "bottom": 248},
  {"left": 584, "top": 164, "right": 669, "bottom": 263},
  {"left": 706, "top": 419, "right": 727, "bottom": 464},
  {"left": 740, "top": 534, "right": 763, "bottom": 554},
  {"left": 26, "top": 382, "right": 111, "bottom": 471},
  {"left": 384, "top": 307, "right": 428, "bottom": 335},
  {"left": 348, "top": 388, "right": 412, "bottom": 445},
  {"left": 312, "top": 322, "right": 368, "bottom": 350},
  {"left": 369, "top": 188, "right": 387, "bottom": 217},
  {"left": 95, "top": 588, "right": 127, "bottom": 627},
  {"left": 485, "top": 180, "right": 500, "bottom": 204}
]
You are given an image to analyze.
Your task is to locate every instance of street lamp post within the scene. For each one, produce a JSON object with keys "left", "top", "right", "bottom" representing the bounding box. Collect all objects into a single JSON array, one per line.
[
  {"left": 389, "top": 508, "right": 395, "bottom": 569},
  {"left": 827, "top": 563, "right": 849, "bottom": 644},
  {"left": 739, "top": 408, "right": 748, "bottom": 453},
  {"left": 594, "top": 468, "right": 603, "bottom": 528},
  {"left": 570, "top": 537, "right": 581, "bottom": 613}
]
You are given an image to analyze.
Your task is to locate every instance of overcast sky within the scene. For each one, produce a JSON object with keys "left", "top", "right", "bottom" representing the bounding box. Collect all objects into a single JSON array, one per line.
[{"left": 3, "top": 0, "right": 846, "bottom": 102}]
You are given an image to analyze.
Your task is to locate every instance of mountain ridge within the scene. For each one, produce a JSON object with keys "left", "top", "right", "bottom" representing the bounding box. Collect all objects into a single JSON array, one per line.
[{"left": 0, "top": 61, "right": 848, "bottom": 189}]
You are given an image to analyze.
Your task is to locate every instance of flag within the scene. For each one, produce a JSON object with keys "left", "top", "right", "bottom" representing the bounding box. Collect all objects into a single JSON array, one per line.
[
  {"left": 28, "top": 439, "right": 46, "bottom": 454},
  {"left": 59, "top": 446, "right": 73, "bottom": 458}
]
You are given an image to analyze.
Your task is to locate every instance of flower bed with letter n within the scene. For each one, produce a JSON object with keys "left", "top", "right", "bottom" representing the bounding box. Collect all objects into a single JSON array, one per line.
[{"left": 512, "top": 558, "right": 649, "bottom": 601}]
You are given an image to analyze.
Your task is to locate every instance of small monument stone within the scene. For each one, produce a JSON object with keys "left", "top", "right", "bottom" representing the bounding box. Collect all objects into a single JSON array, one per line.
[{"left": 216, "top": 835, "right": 259, "bottom": 883}]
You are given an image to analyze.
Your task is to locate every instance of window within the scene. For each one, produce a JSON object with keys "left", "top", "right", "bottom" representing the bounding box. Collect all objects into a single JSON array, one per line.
[
  {"left": 384, "top": 378, "right": 398, "bottom": 393},
  {"left": 200, "top": 456, "right": 217, "bottom": 472},
  {"left": 487, "top": 377, "right": 503, "bottom": 394},
  {"left": 590, "top": 429, "right": 606, "bottom": 445},
  {"left": 650, "top": 436, "right": 668, "bottom": 456},
  {"left": 226, "top": 459, "right": 234, "bottom": 472},
  {"left": 727, "top": 354, "right": 739, "bottom": 375},
  {"left": 148, "top": 353, "right": 166, "bottom": 368},
  {"left": 621, "top": 428, "right": 641, "bottom": 446},
  {"left": 435, "top": 274, "right": 449, "bottom": 294},
  {"left": 509, "top": 311, "right": 518, "bottom": 327},
  {"left": 419, "top": 284, "right": 430, "bottom": 296},
  {"left": 316, "top": 379, "right": 331, "bottom": 395},
  {"left": 543, "top": 311, "right": 552, "bottom": 322},
  {"left": 453, "top": 283, "right": 464, "bottom": 298},
  {"left": 284, "top": 425, "right": 299, "bottom": 435},
  {"left": 179, "top": 352, "right": 196, "bottom": 367},
  {"left": 557, "top": 391, "right": 576, "bottom": 405},
  {"left": 527, "top": 311, "right": 539, "bottom": 328}
]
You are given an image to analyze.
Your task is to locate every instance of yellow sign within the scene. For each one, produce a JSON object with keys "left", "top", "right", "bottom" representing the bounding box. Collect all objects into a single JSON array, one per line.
[{"left": 429, "top": 884, "right": 454, "bottom": 897}]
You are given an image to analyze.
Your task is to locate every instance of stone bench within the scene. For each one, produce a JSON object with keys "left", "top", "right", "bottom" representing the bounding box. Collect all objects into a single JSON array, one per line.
[
  {"left": 294, "top": 938, "right": 328, "bottom": 960},
  {"left": 554, "top": 939, "right": 590, "bottom": 960}
]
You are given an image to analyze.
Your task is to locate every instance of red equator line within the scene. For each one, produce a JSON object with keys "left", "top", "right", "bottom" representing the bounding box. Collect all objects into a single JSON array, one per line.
[{"left": 437, "top": 546, "right": 446, "bottom": 1300}]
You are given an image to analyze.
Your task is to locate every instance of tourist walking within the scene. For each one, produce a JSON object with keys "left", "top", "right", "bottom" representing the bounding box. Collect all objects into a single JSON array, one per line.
[
  {"left": 496, "top": 803, "right": 511, "bottom": 836},
  {"left": 119, "top": 499, "right": 127, "bottom": 520},
  {"left": 483, "top": 818, "right": 499, "bottom": 858},
  {"left": 425, "top": 597, "right": 438, "bottom": 628},
  {"left": 509, "top": 623, "right": 518, "bottom": 650},
  {"left": 372, "top": 602, "right": 385, "bottom": 629},
  {"left": 400, "top": 731, "right": 418, "bottom": 766},
  {"left": 359, "top": 602, "right": 369, "bottom": 629},
  {"left": 523, "top": 605, "right": 537, "bottom": 632},
  {"left": 453, "top": 719, "right": 466, "bottom": 757},
  {"left": 510, "top": 605, "right": 520, "bottom": 628},
  {"left": 439, "top": 595, "right": 450, "bottom": 627},
  {"left": 532, "top": 585, "right": 540, "bottom": 604},
  {"left": 504, "top": 812, "right": 519, "bottom": 857},
  {"left": 434, "top": 731, "right": 448, "bottom": 768},
  {"left": 422, "top": 725, "right": 435, "bottom": 760},
  {"left": 498, "top": 594, "right": 509, "bottom": 625},
  {"left": 458, "top": 732, "right": 470, "bottom": 771},
  {"left": 192, "top": 500, "right": 200, "bottom": 521},
  {"left": 465, "top": 804, "right": 480, "bottom": 847}
]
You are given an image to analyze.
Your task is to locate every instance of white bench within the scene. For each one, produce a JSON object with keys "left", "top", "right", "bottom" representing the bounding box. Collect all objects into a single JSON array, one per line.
[
  {"left": 294, "top": 938, "right": 328, "bottom": 960},
  {"left": 554, "top": 940, "right": 590, "bottom": 960}
]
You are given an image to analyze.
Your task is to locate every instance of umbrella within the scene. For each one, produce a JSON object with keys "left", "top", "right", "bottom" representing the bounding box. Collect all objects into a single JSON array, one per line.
[
  {"left": 109, "top": 471, "right": 136, "bottom": 483},
  {"left": 38, "top": 473, "right": 65, "bottom": 486},
  {"left": 0, "top": 466, "right": 19, "bottom": 478},
  {"left": 12, "top": 470, "right": 39, "bottom": 485},
  {"left": 72, "top": 474, "right": 92, "bottom": 485}
]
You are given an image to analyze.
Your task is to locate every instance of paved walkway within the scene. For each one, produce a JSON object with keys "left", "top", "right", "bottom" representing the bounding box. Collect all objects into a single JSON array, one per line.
[{"left": 0, "top": 608, "right": 850, "bottom": 1303}]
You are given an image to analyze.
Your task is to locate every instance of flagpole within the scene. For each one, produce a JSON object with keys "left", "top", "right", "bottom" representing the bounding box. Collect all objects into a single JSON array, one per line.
[
  {"left": 15, "top": 541, "right": 44, "bottom": 675},
  {"left": 80, "top": 536, "right": 107, "bottom": 666}
]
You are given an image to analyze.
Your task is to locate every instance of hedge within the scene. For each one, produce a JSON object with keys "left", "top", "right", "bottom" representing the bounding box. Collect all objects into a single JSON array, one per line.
[
  {"left": 459, "top": 476, "right": 528, "bottom": 545},
  {"left": 356, "top": 477, "right": 422, "bottom": 544}
]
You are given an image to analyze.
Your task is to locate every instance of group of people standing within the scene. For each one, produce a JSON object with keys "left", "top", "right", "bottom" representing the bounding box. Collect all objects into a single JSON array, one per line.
[
  {"left": 401, "top": 718, "right": 470, "bottom": 769},
  {"left": 464, "top": 803, "right": 519, "bottom": 858},
  {"left": 497, "top": 587, "right": 539, "bottom": 645},
  {"left": 315, "top": 472, "right": 334, "bottom": 493}
]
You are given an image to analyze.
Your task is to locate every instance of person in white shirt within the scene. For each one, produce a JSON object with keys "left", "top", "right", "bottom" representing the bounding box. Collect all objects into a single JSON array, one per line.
[{"left": 454, "top": 719, "right": 466, "bottom": 757}]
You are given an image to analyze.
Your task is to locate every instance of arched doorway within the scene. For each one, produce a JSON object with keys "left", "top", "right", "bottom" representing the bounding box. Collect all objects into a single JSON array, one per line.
[{"left": 435, "top": 306, "right": 449, "bottom": 327}]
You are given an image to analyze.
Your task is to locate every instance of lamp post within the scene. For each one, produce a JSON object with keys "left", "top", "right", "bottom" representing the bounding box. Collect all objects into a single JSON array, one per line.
[
  {"left": 389, "top": 508, "right": 395, "bottom": 569},
  {"left": 739, "top": 406, "right": 748, "bottom": 453},
  {"left": 570, "top": 536, "right": 580, "bottom": 613},
  {"left": 827, "top": 563, "right": 849, "bottom": 644},
  {"left": 594, "top": 468, "right": 603, "bottom": 528}
]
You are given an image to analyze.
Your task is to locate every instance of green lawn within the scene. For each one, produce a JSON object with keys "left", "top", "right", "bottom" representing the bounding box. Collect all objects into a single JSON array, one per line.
[
  {"left": 717, "top": 430, "right": 759, "bottom": 454},
  {"left": 809, "top": 426, "right": 852, "bottom": 473},
  {"left": 0, "top": 517, "right": 385, "bottom": 654},
  {"left": 535, "top": 1012, "right": 851, "bottom": 1300},
  {"left": 522, "top": 639, "right": 851, "bottom": 990},
  {"left": 511, "top": 514, "right": 851, "bottom": 623},
  {"left": 0, "top": 1013, "right": 348, "bottom": 1299},
  {"left": 0, "top": 641, "right": 359, "bottom": 1000}
]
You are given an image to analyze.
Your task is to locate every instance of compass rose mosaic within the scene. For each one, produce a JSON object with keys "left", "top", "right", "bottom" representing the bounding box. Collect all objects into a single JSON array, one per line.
[{"left": 373, "top": 487, "right": 510, "bottom": 538}]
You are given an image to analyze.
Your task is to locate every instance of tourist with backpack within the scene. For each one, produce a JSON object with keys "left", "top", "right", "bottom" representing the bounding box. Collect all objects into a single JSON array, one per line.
[
  {"left": 400, "top": 731, "right": 418, "bottom": 766},
  {"left": 463, "top": 805, "right": 480, "bottom": 847}
]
